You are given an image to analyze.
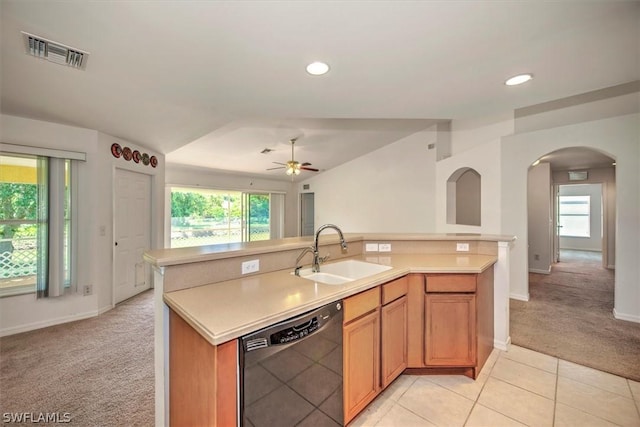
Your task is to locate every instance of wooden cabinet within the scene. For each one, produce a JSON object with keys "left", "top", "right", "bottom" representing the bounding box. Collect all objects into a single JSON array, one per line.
[
  {"left": 407, "top": 274, "right": 426, "bottom": 368},
  {"left": 343, "top": 276, "right": 409, "bottom": 424},
  {"left": 381, "top": 277, "right": 408, "bottom": 388},
  {"left": 169, "top": 309, "right": 237, "bottom": 427},
  {"left": 424, "top": 293, "right": 476, "bottom": 366},
  {"left": 381, "top": 295, "right": 408, "bottom": 387},
  {"left": 343, "top": 287, "right": 380, "bottom": 425},
  {"left": 422, "top": 269, "right": 494, "bottom": 378}
]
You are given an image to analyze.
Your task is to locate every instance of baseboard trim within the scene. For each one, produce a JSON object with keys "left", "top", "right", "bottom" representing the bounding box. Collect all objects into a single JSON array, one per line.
[
  {"left": 494, "top": 336, "right": 511, "bottom": 351},
  {"left": 98, "top": 305, "right": 114, "bottom": 315},
  {"left": 0, "top": 309, "right": 100, "bottom": 337},
  {"left": 613, "top": 309, "right": 640, "bottom": 323},
  {"left": 510, "top": 293, "right": 530, "bottom": 302},
  {"left": 529, "top": 268, "right": 551, "bottom": 275}
]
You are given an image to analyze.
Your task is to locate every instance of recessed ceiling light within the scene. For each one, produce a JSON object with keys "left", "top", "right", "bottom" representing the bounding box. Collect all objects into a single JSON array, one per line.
[
  {"left": 306, "top": 61, "right": 330, "bottom": 76},
  {"left": 505, "top": 73, "right": 533, "bottom": 86}
]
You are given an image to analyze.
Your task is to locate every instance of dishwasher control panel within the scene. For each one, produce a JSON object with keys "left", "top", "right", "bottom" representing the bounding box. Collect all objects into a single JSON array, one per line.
[
  {"left": 271, "top": 317, "right": 319, "bottom": 344},
  {"left": 241, "top": 300, "right": 342, "bottom": 352}
]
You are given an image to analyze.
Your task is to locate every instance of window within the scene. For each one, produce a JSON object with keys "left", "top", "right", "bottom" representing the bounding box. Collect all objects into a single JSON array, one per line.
[
  {"left": 559, "top": 195, "right": 590, "bottom": 237},
  {"left": 170, "top": 187, "right": 283, "bottom": 248},
  {"left": 1, "top": 152, "right": 76, "bottom": 298}
]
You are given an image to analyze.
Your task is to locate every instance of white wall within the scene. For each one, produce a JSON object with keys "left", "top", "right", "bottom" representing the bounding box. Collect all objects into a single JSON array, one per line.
[
  {"left": 299, "top": 130, "right": 437, "bottom": 233},
  {"left": 558, "top": 183, "right": 602, "bottom": 252},
  {"left": 97, "top": 132, "right": 165, "bottom": 310},
  {"left": 435, "top": 139, "right": 503, "bottom": 234},
  {"left": 502, "top": 113, "right": 640, "bottom": 320},
  {"left": 165, "top": 164, "right": 298, "bottom": 239},
  {"left": 451, "top": 112, "right": 514, "bottom": 155},
  {"left": 527, "top": 163, "right": 552, "bottom": 273},
  {"left": 0, "top": 114, "right": 164, "bottom": 336}
]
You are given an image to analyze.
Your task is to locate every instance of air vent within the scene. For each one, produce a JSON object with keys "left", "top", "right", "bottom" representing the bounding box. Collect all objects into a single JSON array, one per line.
[
  {"left": 22, "top": 31, "right": 89, "bottom": 70},
  {"left": 260, "top": 148, "right": 274, "bottom": 154},
  {"left": 568, "top": 171, "right": 588, "bottom": 181},
  {"left": 245, "top": 338, "right": 268, "bottom": 352}
]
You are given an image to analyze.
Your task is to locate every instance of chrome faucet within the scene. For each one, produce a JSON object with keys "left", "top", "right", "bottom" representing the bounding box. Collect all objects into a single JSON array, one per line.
[
  {"left": 294, "top": 224, "right": 348, "bottom": 275},
  {"left": 294, "top": 246, "right": 315, "bottom": 276},
  {"left": 313, "top": 224, "right": 348, "bottom": 269}
]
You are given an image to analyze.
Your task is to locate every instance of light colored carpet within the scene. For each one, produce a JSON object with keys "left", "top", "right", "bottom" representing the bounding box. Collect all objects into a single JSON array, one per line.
[
  {"left": 510, "top": 250, "right": 640, "bottom": 382},
  {"left": 0, "top": 290, "right": 154, "bottom": 426}
]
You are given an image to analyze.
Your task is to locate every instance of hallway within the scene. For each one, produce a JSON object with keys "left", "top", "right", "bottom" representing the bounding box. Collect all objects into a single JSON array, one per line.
[{"left": 510, "top": 250, "right": 640, "bottom": 381}]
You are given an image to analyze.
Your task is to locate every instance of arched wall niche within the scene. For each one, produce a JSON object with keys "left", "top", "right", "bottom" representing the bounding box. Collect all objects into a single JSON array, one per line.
[{"left": 447, "top": 167, "right": 481, "bottom": 226}]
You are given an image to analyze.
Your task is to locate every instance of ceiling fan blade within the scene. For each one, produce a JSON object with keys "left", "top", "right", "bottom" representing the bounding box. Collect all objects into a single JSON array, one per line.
[
  {"left": 301, "top": 162, "right": 312, "bottom": 166},
  {"left": 272, "top": 161, "right": 287, "bottom": 166},
  {"left": 266, "top": 166, "right": 285, "bottom": 170},
  {"left": 300, "top": 166, "right": 319, "bottom": 172}
]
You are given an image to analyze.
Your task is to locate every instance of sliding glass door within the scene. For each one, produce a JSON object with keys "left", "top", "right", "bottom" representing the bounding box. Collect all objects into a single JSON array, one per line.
[
  {"left": 243, "top": 193, "right": 270, "bottom": 242},
  {"left": 170, "top": 187, "right": 283, "bottom": 248}
]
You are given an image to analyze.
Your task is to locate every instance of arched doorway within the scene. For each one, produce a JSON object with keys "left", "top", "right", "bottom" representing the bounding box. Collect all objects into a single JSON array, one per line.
[
  {"left": 526, "top": 147, "right": 616, "bottom": 274},
  {"left": 511, "top": 146, "right": 629, "bottom": 376}
]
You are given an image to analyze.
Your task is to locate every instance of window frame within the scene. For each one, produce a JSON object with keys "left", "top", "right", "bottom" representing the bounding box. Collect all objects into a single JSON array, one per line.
[
  {"left": 0, "top": 145, "right": 82, "bottom": 298},
  {"left": 558, "top": 195, "right": 591, "bottom": 238}
]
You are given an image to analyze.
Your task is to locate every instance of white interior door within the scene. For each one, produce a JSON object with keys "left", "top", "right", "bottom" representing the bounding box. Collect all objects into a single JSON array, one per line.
[
  {"left": 300, "top": 193, "right": 314, "bottom": 236},
  {"left": 553, "top": 184, "right": 560, "bottom": 263},
  {"left": 114, "top": 168, "right": 151, "bottom": 304}
]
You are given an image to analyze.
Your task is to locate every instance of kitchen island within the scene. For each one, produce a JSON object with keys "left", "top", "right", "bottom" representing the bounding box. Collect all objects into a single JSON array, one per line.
[{"left": 145, "top": 233, "right": 515, "bottom": 426}]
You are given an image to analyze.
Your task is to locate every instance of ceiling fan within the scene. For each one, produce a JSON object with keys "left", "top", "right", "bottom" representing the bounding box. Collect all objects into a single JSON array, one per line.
[{"left": 267, "top": 138, "right": 319, "bottom": 176}]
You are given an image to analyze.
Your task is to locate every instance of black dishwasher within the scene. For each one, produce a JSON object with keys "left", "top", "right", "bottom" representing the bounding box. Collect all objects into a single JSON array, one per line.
[{"left": 240, "top": 301, "right": 344, "bottom": 427}]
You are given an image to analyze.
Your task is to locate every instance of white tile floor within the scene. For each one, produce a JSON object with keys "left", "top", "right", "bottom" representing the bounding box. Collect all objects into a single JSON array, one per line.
[{"left": 350, "top": 345, "right": 640, "bottom": 427}]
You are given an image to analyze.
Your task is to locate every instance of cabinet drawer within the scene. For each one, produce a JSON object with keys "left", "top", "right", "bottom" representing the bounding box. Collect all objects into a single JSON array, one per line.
[
  {"left": 344, "top": 287, "right": 380, "bottom": 323},
  {"left": 425, "top": 274, "right": 476, "bottom": 293},
  {"left": 382, "top": 276, "right": 408, "bottom": 305}
]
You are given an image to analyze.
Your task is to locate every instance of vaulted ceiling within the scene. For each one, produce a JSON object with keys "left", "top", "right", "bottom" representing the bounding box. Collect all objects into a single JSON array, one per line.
[{"left": 1, "top": 1, "right": 638, "bottom": 180}]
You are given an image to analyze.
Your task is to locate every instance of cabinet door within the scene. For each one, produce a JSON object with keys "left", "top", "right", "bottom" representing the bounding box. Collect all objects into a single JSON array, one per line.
[
  {"left": 343, "top": 309, "right": 380, "bottom": 424},
  {"left": 381, "top": 295, "right": 408, "bottom": 388},
  {"left": 424, "top": 293, "right": 476, "bottom": 366}
]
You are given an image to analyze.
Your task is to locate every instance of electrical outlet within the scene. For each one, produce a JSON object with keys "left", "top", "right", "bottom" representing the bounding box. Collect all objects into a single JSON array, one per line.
[
  {"left": 379, "top": 243, "right": 392, "bottom": 252},
  {"left": 83, "top": 284, "right": 93, "bottom": 296},
  {"left": 456, "top": 243, "right": 470, "bottom": 252},
  {"left": 241, "top": 259, "right": 260, "bottom": 274},
  {"left": 534, "top": 254, "right": 540, "bottom": 261},
  {"left": 365, "top": 243, "right": 379, "bottom": 252}
]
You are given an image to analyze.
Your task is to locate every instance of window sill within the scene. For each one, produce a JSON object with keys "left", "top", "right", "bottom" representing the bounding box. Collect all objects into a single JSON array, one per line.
[
  {"left": 0, "top": 274, "right": 36, "bottom": 298},
  {"left": 0, "top": 284, "right": 35, "bottom": 298}
]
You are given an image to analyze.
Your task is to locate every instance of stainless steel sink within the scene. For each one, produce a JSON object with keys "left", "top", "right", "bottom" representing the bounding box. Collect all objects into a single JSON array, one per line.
[{"left": 296, "top": 260, "right": 392, "bottom": 285}]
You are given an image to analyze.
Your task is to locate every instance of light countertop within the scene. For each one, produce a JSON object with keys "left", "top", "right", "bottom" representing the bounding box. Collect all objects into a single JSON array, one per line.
[
  {"left": 146, "top": 233, "right": 514, "bottom": 267},
  {"left": 163, "top": 253, "right": 497, "bottom": 346}
]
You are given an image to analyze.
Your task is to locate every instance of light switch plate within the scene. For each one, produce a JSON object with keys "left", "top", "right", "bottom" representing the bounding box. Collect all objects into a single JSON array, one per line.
[{"left": 379, "top": 243, "right": 392, "bottom": 252}]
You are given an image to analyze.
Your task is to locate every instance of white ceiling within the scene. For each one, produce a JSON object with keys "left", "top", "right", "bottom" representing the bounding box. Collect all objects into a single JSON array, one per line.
[
  {"left": 539, "top": 147, "right": 616, "bottom": 172},
  {"left": 1, "top": 1, "right": 638, "bottom": 180}
]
